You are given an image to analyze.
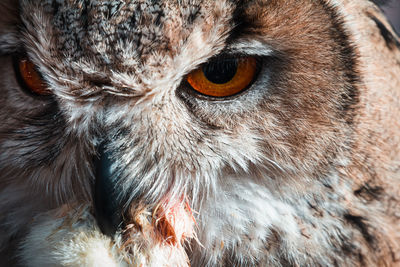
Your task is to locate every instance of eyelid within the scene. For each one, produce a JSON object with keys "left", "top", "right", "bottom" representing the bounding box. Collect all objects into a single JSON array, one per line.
[{"left": 224, "top": 39, "right": 275, "bottom": 57}]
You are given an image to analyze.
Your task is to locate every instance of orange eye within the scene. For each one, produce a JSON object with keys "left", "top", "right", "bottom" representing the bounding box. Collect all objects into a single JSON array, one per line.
[
  {"left": 186, "top": 56, "right": 258, "bottom": 97},
  {"left": 16, "top": 58, "right": 51, "bottom": 96}
]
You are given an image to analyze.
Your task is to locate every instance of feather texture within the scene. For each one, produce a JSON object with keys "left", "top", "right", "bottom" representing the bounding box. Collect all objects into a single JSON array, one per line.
[{"left": 0, "top": 0, "right": 399, "bottom": 266}]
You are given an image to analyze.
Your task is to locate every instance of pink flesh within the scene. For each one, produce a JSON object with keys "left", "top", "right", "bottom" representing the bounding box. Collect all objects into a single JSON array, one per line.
[{"left": 154, "top": 199, "right": 196, "bottom": 246}]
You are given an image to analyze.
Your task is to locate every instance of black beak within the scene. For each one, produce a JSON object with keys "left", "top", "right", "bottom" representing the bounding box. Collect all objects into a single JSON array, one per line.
[{"left": 94, "top": 143, "right": 122, "bottom": 237}]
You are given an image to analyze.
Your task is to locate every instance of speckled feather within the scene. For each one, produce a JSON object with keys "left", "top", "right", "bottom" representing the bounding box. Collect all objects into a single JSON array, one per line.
[{"left": 0, "top": 0, "right": 399, "bottom": 266}]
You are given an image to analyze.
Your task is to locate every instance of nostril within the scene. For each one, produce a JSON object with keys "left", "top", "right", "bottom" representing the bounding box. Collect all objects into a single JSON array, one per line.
[{"left": 94, "top": 143, "right": 122, "bottom": 237}]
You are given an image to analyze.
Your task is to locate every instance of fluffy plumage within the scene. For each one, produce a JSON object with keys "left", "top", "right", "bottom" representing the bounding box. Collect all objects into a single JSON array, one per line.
[{"left": 0, "top": 0, "right": 399, "bottom": 266}]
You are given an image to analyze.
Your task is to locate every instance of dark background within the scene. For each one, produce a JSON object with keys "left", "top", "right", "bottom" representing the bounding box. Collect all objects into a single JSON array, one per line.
[{"left": 382, "top": 1, "right": 400, "bottom": 34}]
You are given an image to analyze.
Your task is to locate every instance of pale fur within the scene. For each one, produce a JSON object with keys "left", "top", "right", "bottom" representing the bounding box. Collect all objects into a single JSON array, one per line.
[{"left": 0, "top": 0, "right": 400, "bottom": 266}]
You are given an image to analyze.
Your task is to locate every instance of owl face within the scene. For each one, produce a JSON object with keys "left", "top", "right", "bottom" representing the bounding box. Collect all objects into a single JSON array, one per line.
[
  {"left": 1, "top": 0, "right": 399, "bottom": 266},
  {"left": 3, "top": 0, "right": 356, "bottom": 197}
]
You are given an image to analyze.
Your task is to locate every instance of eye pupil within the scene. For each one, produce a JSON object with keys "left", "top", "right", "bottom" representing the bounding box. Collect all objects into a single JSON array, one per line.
[{"left": 202, "top": 58, "right": 238, "bottom": 84}]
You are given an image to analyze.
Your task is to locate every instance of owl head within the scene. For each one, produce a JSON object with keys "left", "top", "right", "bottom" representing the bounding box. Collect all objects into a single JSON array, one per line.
[{"left": 0, "top": 0, "right": 399, "bottom": 266}]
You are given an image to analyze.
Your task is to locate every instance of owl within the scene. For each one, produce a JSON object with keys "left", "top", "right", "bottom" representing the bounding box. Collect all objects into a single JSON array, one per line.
[{"left": 0, "top": 0, "right": 399, "bottom": 266}]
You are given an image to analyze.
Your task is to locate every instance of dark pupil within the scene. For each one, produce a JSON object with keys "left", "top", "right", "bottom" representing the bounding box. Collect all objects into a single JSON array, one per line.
[{"left": 202, "top": 58, "right": 238, "bottom": 84}]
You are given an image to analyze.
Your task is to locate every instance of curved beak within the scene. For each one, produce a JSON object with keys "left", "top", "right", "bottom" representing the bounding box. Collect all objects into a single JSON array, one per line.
[{"left": 94, "top": 143, "right": 122, "bottom": 237}]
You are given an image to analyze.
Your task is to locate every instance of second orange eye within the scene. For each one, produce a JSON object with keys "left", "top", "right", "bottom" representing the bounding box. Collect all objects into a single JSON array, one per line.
[
  {"left": 16, "top": 58, "right": 51, "bottom": 96},
  {"left": 186, "top": 56, "right": 258, "bottom": 98}
]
